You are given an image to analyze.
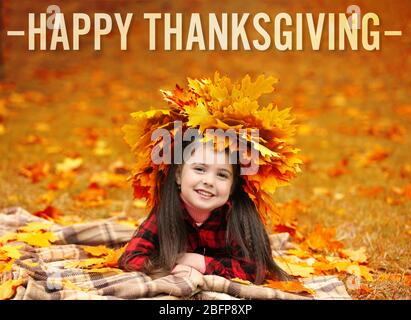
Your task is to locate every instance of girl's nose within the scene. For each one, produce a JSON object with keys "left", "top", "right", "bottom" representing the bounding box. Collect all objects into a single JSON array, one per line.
[{"left": 202, "top": 173, "right": 215, "bottom": 186}]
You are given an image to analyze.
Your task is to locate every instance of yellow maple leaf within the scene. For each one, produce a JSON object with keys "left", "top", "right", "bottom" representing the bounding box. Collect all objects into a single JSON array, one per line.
[
  {"left": 0, "top": 259, "right": 15, "bottom": 273},
  {"left": 286, "top": 249, "right": 311, "bottom": 259},
  {"left": 333, "top": 261, "right": 374, "bottom": 281},
  {"left": 22, "top": 261, "right": 39, "bottom": 267},
  {"left": 90, "top": 172, "right": 126, "bottom": 188},
  {"left": 83, "top": 267, "right": 123, "bottom": 274},
  {"left": 230, "top": 277, "right": 252, "bottom": 285},
  {"left": 62, "top": 280, "right": 90, "bottom": 292},
  {"left": 65, "top": 258, "right": 106, "bottom": 269},
  {"left": 339, "top": 247, "right": 367, "bottom": 264},
  {"left": 93, "top": 140, "right": 112, "bottom": 156},
  {"left": 0, "top": 279, "right": 24, "bottom": 300},
  {"left": 16, "top": 232, "right": 58, "bottom": 247},
  {"left": 55, "top": 157, "right": 83, "bottom": 173},
  {"left": 0, "top": 244, "right": 23, "bottom": 259},
  {"left": 104, "top": 246, "right": 126, "bottom": 267},
  {"left": 116, "top": 219, "right": 139, "bottom": 228},
  {"left": 133, "top": 199, "right": 147, "bottom": 209},
  {"left": 18, "top": 222, "right": 53, "bottom": 233},
  {"left": 0, "top": 233, "right": 17, "bottom": 245},
  {"left": 274, "top": 257, "right": 315, "bottom": 278},
  {"left": 185, "top": 99, "right": 216, "bottom": 133},
  {"left": 238, "top": 74, "right": 278, "bottom": 101},
  {"left": 82, "top": 245, "right": 112, "bottom": 257}
]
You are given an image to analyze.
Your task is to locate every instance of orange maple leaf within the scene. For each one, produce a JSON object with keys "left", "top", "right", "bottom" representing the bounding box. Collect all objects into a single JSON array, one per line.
[
  {"left": 304, "top": 224, "right": 344, "bottom": 252},
  {"left": 33, "top": 206, "right": 63, "bottom": 222},
  {"left": 19, "top": 162, "right": 50, "bottom": 183},
  {"left": 263, "top": 280, "right": 315, "bottom": 295}
]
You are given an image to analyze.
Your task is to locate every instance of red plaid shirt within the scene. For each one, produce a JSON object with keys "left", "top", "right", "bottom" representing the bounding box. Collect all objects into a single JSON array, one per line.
[{"left": 119, "top": 202, "right": 258, "bottom": 282}]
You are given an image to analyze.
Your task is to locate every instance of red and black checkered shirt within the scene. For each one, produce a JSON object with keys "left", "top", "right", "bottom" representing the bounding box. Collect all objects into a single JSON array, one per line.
[{"left": 119, "top": 202, "right": 257, "bottom": 282}]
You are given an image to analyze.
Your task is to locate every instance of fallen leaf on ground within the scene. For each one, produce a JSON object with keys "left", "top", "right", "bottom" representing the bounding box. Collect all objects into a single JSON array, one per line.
[
  {"left": 19, "top": 162, "right": 50, "bottom": 183},
  {"left": 339, "top": 247, "right": 368, "bottom": 264},
  {"left": 32, "top": 206, "right": 63, "bottom": 222},
  {"left": 55, "top": 157, "right": 83, "bottom": 174}
]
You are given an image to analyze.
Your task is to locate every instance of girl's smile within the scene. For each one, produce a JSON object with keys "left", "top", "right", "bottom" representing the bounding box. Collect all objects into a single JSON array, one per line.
[{"left": 195, "top": 188, "right": 215, "bottom": 198}]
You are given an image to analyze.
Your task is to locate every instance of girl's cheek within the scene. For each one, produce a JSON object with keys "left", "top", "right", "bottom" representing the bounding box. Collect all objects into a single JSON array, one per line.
[{"left": 219, "top": 181, "right": 233, "bottom": 194}]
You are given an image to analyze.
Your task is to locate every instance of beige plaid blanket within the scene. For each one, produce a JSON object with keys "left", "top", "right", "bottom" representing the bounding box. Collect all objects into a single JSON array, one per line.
[{"left": 0, "top": 207, "right": 351, "bottom": 300}]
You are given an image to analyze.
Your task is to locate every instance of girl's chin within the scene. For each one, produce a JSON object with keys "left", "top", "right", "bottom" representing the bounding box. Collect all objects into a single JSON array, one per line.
[{"left": 192, "top": 200, "right": 225, "bottom": 212}]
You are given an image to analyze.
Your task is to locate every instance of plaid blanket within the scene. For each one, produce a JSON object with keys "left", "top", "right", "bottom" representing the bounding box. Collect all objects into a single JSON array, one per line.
[{"left": 0, "top": 207, "right": 351, "bottom": 300}]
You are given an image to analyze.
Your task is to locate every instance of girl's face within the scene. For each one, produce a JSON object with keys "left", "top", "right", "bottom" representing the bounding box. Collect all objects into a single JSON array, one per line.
[{"left": 175, "top": 143, "right": 234, "bottom": 213}]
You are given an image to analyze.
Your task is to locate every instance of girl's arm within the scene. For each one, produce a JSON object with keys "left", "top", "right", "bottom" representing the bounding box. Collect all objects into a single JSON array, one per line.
[
  {"left": 176, "top": 248, "right": 257, "bottom": 282},
  {"left": 118, "top": 212, "right": 159, "bottom": 272},
  {"left": 204, "top": 242, "right": 258, "bottom": 282},
  {"left": 203, "top": 254, "right": 257, "bottom": 282},
  {"left": 176, "top": 252, "right": 206, "bottom": 273}
]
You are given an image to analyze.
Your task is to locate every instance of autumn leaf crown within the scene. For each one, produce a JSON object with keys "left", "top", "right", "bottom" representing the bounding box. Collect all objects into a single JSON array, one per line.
[{"left": 122, "top": 72, "right": 303, "bottom": 223}]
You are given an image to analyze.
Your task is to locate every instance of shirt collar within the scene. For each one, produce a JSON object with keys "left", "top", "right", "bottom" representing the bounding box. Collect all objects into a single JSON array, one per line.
[{"left": 181, "top": 197, "right": 232, "bottom": 227}]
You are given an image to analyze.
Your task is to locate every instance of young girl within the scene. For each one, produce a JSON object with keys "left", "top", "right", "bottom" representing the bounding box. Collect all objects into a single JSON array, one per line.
[
  {"left": 119, "top": 73, "right": 302, "bottom": 285},
  {"left": 119, "top": 139, "right": 291, "bottom": 284}
]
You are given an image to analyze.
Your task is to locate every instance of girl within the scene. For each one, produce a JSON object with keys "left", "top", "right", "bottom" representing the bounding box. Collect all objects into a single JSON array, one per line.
[{"left": 119, "top": 139, "right": 291, "bottom": 284}]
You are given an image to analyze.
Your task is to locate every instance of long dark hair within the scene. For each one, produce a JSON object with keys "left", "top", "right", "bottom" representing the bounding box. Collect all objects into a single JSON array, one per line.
[{"left": 130, "top": 140, "right": 292, "bottom": 284}]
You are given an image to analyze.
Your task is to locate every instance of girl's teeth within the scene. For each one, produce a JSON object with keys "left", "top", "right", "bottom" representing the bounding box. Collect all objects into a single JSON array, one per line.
[{"left": 197, "top": 190, "right": 213, "bottom": 196}]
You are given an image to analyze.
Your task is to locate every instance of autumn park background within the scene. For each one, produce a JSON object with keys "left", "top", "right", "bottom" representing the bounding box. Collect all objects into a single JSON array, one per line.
[{"left": 0, "top": 0, "right": 410, "bottom": 299}]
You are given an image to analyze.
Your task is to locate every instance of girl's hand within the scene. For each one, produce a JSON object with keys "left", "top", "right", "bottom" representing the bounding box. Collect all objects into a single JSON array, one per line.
[
  {"left": 171, "top": 264, "right": 203, "bottom": 282},
  {"left": 176, "top": 253, "right": 206, "bottom": 273}
]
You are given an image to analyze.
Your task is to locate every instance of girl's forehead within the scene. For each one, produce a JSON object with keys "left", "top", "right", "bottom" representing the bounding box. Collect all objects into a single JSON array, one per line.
[{"left": 185, "top": 144, "right": 231, "bottom": 166}]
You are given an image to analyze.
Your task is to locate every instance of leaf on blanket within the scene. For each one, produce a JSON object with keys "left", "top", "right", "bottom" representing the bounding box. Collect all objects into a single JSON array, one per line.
[
  {"left": 62, "top": 280, "right": 90, "bottom": 292},
  {"left": 65, "top": 258, "right": 107, "bottom": 269},
  {"left": 82, "top": 245, "right": 113, "bottom": 257},
  {"left": 274, "top": 257, "right": 315, "bottom": 277},
  {"left": 0, "top": 259, "right": 14, "bottom": 273},
  {"left": 286, "top": 248, "right": 311, "bottom": 259},
  {"left": 0, "top": 279, "right": 24, "bottom": 300},
  {"left": 0, "top": 244, "right": 23, "bottom": 259},
  {"left": 263, "top": 280, "right": 315, "bottom": 295},
  {"left": 21, "top": 260, "right": 39, "bottom": 267},
  {"left": 83, "top": 267, "right": 123, "bottom": 274},
  {"left": 16, "top": 231, "right": 58, "bottom": 247},
  {"left": 0, "top": 233, "right": 17, "bottom": 245},
  {"left": 230, "top": 277, "right": 252, "bottom": 285},
  {"left": 18, "top": 222, "right": 53, "bottom": 233},
  {"left": 65, "top": 245, "right": 126, "bottom": 270},
  {"left": 105, "top": 245, "right": 126, "bottom": 267}
]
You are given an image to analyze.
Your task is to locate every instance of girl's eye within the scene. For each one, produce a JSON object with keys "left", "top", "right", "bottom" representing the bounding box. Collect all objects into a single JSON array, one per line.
[
  {"left": 194, "top": 167, "right": 205, "bottom": 172},
  {"left": 218, "top": 173, "right": 229, "bottom": 179}
]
